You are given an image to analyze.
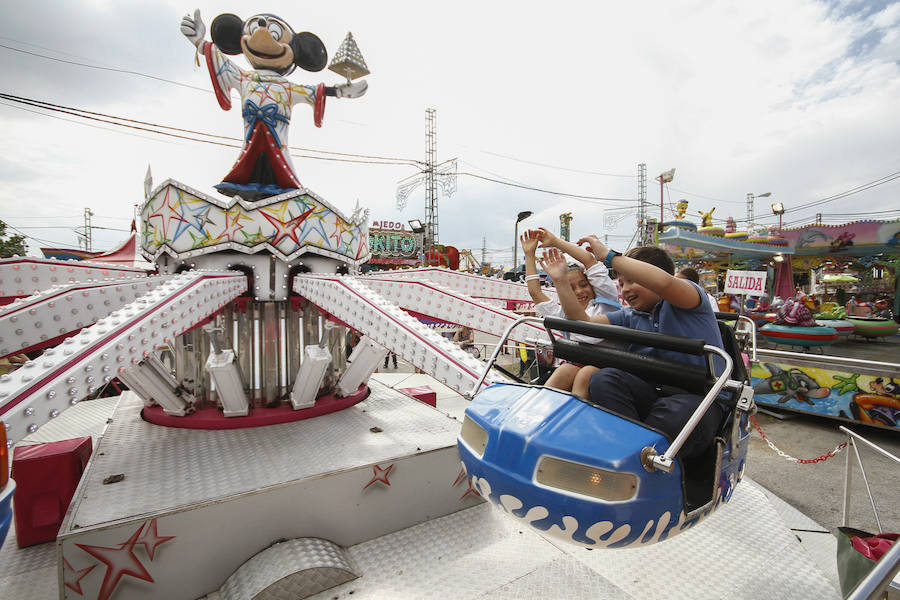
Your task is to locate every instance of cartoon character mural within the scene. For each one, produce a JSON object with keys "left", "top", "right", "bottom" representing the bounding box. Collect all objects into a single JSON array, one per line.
[
  {"left": 180, "top": 10, "right": 368, "bottom": 199},
  {"left": 753, "top": 363, "right": 831, "bottom": 405},
  {"left": 752, "top": 363, "right": 900, "bottom": 429}
]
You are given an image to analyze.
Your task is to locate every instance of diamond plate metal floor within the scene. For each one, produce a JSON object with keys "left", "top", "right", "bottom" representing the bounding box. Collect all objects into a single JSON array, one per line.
[
  {"left": 302, "top": 479, "right": 840, "bottom": 600},
  {"left": 1, "top": 381, "right": 848, "bottom": 600}
]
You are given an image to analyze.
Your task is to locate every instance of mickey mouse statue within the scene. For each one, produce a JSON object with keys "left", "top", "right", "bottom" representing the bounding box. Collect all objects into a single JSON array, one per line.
[{"left": 181, "top": 9, "right": 368, "bottom": 199}]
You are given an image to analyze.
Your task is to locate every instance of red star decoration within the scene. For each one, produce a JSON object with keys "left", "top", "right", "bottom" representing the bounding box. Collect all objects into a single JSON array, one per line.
[
  {"left": 217, "top": 207, "right": 248, "bottom": 242},
  {"left": 136, "top": 518, "right": 176, "bottom": 560},
  {"left": 261, "top": 205, "right": 315, "bottom": 247},
  {"left": 452, "top": 467, "right": 467, "bottom": 487},
  {"left": 363, "top": 463, "right": 395, "bottom": 489},
  {"left": 460, "top": 479, "right": 481, "bottom": 500},
  {"left": 63, "top": 557, "right": 96, "bottom": 595},
  {"left": 76, "top": 523, "right": 155, "bottom": 600}
]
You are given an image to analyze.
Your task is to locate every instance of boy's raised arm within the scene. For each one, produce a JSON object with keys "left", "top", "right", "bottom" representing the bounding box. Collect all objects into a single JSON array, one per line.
[
  {"left": 538, "top": 227, "right": 597, "bottom": 267},
  {"left": 577, "top": 235, "right": 701, "bottom": 310}
]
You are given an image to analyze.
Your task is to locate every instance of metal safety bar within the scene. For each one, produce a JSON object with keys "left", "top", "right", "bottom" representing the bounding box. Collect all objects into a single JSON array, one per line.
[
  {"left": 468, "top": 316, "right": 544, "bottom": 398},
  {"left": 649, "top": 344, "right": 734, "bottom": 473}
]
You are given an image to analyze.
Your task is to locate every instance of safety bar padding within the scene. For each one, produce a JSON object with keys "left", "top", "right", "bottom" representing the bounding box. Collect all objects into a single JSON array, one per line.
[
  {"left": 552, "top": 338, "right": 713, "bottom": 395},
  {"left": 543, "top": 316, "right": 708, "bottom": 356}
]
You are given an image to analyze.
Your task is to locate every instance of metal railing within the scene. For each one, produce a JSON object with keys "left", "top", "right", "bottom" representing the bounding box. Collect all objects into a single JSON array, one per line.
[{"left": 842, "top": 426, "right": 900, "bottom": 600}]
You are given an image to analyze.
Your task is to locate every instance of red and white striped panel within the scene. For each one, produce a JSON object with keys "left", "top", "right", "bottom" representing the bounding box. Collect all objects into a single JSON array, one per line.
[
  {"left": 0, "top": 271, "right": 247, "bottom": 446},
  {"left": 360, "top": 276, "right": 554, "bottom": 345},
  {"left": 0, "top": 276, "right": 168, "bottom": 358},
  {"left": 293, "top": 274, "right": 509, "bottom": 396},
  {"left": 0, "top": 257, "right": 147, "bottom": 301}
]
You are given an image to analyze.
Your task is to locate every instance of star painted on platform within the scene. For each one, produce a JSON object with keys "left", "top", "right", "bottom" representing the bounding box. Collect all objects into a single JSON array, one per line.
[
  {"left": 363, "top": 463, "right": 395, "bottom": 489},
  {"left": 330, "top": 214, "right": 352, "bottom": 246},
  {"left": 460, "top": 479, "right": 481, "bottom": 500},
  {"left": 218, "top": 206, "right": 251, "bottom": 242},
  {"left": 452, "top": 467, "right": 467, "bottom": 487},
  {"left": 147, "top": 187, "right": 189, "bottom": 244},
  {"left": 261, "top": 204, "right": 315, "bottom": 248},
  {"left": 832, "top": 373, "right": 860, "bottom": 394},
  {"left": 185, "top": 202, "right": 217, "bottom": 234},
  {"left": 63, "top": 557, "right": 96, "bottom": 595},
  {"left": 136, "top": 518, "right": 175, "bottom": 560},
  {"left": 238, "top": 226, "right": 267, "bottom": 246},
  {"left": 188, "top": 230, "right": 214, "bottom": 249},
  {"left": 76, "top": 523, "right": 155, "bottom": 600}
]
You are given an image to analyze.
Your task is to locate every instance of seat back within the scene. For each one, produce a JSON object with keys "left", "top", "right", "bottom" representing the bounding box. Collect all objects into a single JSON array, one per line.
[{"left": 716, "top": 320, "right": 750, "bottom": 385}]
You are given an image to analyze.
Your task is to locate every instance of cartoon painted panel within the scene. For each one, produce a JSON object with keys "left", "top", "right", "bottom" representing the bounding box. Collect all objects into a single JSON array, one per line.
[
  {"left": 141, "top": 181, "right": 368, "bottom": 264},
  {"left": 751, "top": 362, "right": 900, "bottom": 429},
  {"left": 781, "top": 220, "right": 900, "bottom": 254}
]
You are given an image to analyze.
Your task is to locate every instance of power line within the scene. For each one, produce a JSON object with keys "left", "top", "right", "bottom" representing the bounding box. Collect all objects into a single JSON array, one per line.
[
  {"left": 0, "top": 43, "right": 210, "bottom": 93},
  {"left": 0, "top": 93, "right": 424, "bottom": 168},
  {"left": 456, "top": 172, "right": 637, "bottom": 204},
  {"left": 460, "top": 146, "right": 637, "bottom": 178}
]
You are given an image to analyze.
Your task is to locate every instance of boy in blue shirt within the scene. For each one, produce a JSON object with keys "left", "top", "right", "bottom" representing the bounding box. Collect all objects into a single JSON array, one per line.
[{"left": 539, "top": 235, "right": 725, "bottom": 458}]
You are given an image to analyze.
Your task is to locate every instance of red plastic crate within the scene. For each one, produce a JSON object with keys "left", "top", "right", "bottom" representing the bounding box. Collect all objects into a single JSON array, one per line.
[{"left": 11, "top": 437, "right": 92, "bottom": 547}]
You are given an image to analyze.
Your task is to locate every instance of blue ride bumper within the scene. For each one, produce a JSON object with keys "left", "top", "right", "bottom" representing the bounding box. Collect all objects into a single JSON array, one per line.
[
  {"left": 0, "top": 478, "right": 15, "bottom": 549},
  {"left": 458, "top": 383, "right": 689, "bottom": 549}
]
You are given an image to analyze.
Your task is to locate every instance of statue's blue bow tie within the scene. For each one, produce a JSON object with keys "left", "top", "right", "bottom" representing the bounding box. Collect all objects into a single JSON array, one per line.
[{"left": 242, "top": 101, "right": 290, "bottom": 147}]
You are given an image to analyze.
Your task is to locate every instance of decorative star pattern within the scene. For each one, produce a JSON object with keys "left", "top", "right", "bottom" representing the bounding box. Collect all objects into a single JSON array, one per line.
[
  {"left": 63, "top": 557, "right": 96, "bottom": 595},
  {"left": 459, "top": 479, "right": 481, "bottom": 500},
  {"left": 76, "top": 524, "right": 155, "bottom": 600},
  {"left": 364, "top": 463, "right": 395, "bottom": 489},
  {"left": 136, "top": 518, "right": 176, "bottom": 560},
  {"left": 140, "top": 184, "right": 365, "bottom": 261},
  {"left": 70, "top": 518, "right": 176, "bottom": 600},
  {"left": 146, "top": 187, "right": 188, "bottom": 245}
]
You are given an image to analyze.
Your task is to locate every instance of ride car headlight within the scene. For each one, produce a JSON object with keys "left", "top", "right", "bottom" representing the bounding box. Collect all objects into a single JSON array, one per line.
[
  {"left": 459, "top": 416, "right": 488, "bottom": 456},
  {"left": 535, "top": 456, "right": 637, "bottom": 501}
]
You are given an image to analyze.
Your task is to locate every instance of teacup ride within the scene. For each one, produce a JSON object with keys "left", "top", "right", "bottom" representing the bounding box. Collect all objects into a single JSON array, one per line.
[
  {"left": 847, "top": 317, "right": 899, "bottom": 340},
  {"left": 458, "top": 315, "right": 756, "bottom": 549},
  {"left": 759, "top": 323, "right": 839, "bottom": 348},
  {"left": 765, "top": 233, "right": 790, "bottom": 247},
  {"left": 814, "top": 319, "right": 854, "bottom": 338}
]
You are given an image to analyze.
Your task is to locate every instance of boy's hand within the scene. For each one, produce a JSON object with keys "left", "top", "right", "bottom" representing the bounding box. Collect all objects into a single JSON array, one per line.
[
  {"left": 520, "top": 231, "right": 540, "bottom": 256},
  {"left": 537, "top": 227, "right": 560, "bottom": 248},
  {"left": 539, "top": 248, "right": 568, "bottom": 281},
  {"left": 577, "top": 234, "right": 608, "bottom": 260}
]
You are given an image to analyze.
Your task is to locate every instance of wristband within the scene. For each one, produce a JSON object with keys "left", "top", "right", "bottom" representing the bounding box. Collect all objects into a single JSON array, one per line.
[
  {"left": 524, "top": 274, "right": 541, "bottom": 282},
  {"left": 603, "top": 249, "right": 622, "bottom": 268}
]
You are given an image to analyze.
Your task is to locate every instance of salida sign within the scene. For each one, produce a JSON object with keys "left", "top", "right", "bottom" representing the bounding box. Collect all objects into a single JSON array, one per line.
[{"left": 724, "top": 269, "right": 767, "bottom": 296}]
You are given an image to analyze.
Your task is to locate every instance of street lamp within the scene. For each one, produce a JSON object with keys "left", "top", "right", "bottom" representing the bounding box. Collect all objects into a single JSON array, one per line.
[
  {"left": 656, "top": 168, "right": 675, "bottom": 235},
  {"left": 512, "top": 210, "right": 533, "bottom": 275},
  {"left": 408, "top": 219, "right": 426, "bottom": 265},
  {"left": 746, "top": 192, "right": 770, "bottom": 232},
  {"left": 771, "top": 202, "right": 785, "bottom": 233}
]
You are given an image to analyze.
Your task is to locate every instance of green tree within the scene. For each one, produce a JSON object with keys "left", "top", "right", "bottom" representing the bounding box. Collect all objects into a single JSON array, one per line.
[{"left": 0, "top": 220, "right": 27, "bottom": 258}]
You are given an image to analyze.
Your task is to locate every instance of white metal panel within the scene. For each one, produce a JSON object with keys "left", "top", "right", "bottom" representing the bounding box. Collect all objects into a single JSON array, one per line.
[
  {"left": 293, "top": 274, "right": 509, "bottom": 395},
  {"left": 0, "top": 257, "right": 147, "bottom": 300},
  {"left": 205, "top": 349, "right": 248, "bottom": 416},
  {"left": 363, "top": 267, "right": 552, "bottom": 305},
  {"left": 0, "top": 276, "right": 167, "bottom": 356},
  {"left": 290, "top": 346, "right": 331, "bottom": 409},
  {"left": 337, "top": 336, "right": 387, "bottom": 397},
  {"left": 360, "top": 276, "right": 553, "bottom": 344},
  {"left": 0, "top": 271, "right": 246, "bottom": 445}
]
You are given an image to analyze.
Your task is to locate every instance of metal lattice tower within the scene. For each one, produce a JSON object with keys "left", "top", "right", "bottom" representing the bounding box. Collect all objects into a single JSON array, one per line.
[
  {"left": 77, "top": 207, "right": 94, "bottom": 251},
  {"left": 746, "top": 193, "right": 754, "bottom": 232},
  {"left": 425, "top": 108, "right": 438, "bottom": 247},
  {"left": 637, "top": 163, "right": 647, "bottom": 245}
]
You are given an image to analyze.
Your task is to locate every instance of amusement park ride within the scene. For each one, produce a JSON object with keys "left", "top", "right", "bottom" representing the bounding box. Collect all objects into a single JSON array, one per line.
[{"left": 0, "top": 10, "right": 866, "bottom": 600}]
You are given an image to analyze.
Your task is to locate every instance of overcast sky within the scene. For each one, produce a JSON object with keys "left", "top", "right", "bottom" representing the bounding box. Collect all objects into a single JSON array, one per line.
[{"left": 1, "top": 0, "right": 898, "bottom": 268}]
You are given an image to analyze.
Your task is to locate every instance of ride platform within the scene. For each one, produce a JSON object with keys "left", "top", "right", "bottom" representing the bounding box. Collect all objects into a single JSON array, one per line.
[{"left": 1, "top": 376, "right": 845, "bottom": 599}]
